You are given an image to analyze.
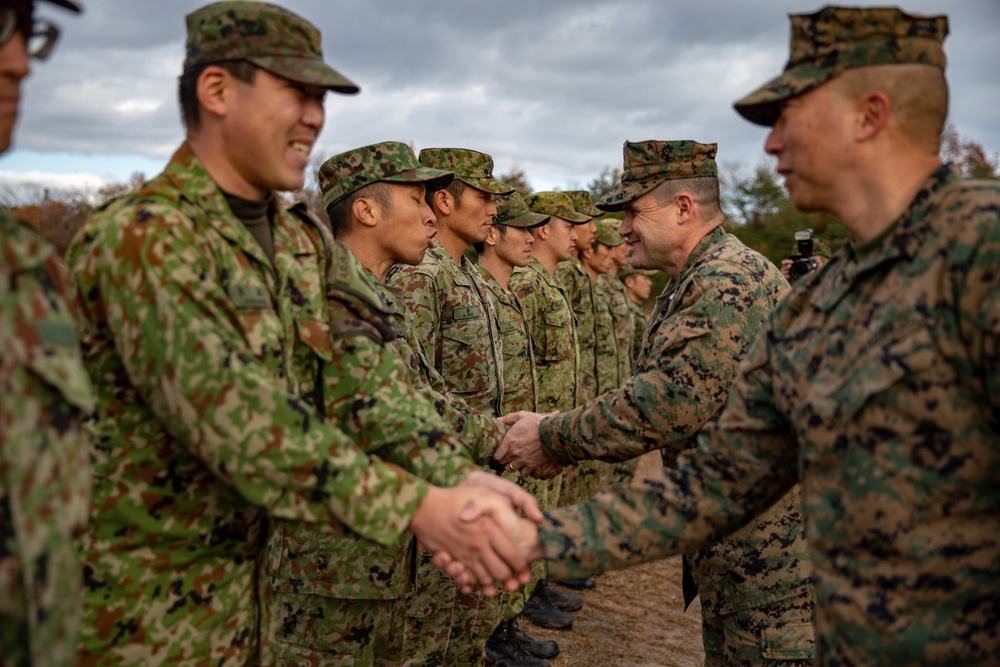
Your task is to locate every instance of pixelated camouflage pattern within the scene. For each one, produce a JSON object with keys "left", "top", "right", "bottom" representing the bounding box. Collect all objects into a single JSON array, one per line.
[
  {"left": 417, "top": 147, "right": 514, "bottom": 195},
  {"left": 524, "top": 191, "right": 591, "bottom": 224},
  {"left": 68, "top": 143, "right": 430, "bottom": 665},
  {"left": 540, "top": 227, "right": 814, "bottom": 622},
  {"left": 318, "top": 141, "right": 454, "bottom": 209},
  {"left": 564, "top": 190, "right": 603, "bottom": 218},
  {"left": 593, "top": 219, "right": 624, "bottom": 247},
  {"left": 270, "top": 242, "right": 478, "bottom": 664},
  {"left": 184, "top": 1, "right": 359, "bottom": 92},
  {"left": 386, "top": 240, "right": 505, "bottom": 419},
  {"left": 735, "top": 6, "right": 948, "bottom": 126},
  {"left": 541, "top": 166, "right": 1000, "bottom": 666},
  {"left": 494, "top": 192, "right": 550, "bottom": 229},
  {"left": 0, "top": 211, "right": 93, "bottom": 667},
  {"left": 597, "top": 141, "right": 719, "bottom": 212},
  {"left": 702, "top": 587, "right": 814, "bottom": 667}
]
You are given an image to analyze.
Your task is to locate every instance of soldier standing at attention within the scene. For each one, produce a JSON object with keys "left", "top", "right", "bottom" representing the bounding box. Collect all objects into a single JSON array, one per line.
[
  {"left": 619, "top": 264, "right": 654, "bottom": 363},
  {"left": 267, "top": 142, "right": 539, "bottom": 666},
  {"left": 509, "top": 192, "right": 590, "bottom": 631},
  {"left": 498, "top": 141, "right": 812, "bottom": 666},
  {"left": 386, "top": 147, "right": 513, "bottom": 665},
  {"left": 586, "top": 219, "right": 624, "bottom": 397},
  {"left": 474, "top": 194, "right": 559, "bottom": 666},
  {"left": 0, "top": 2, "right": 93, "bottom": 665},
  {"left": 475, "top": 6, "right": 1000, "bottom": 666},
  {"left": 67, "top": 7, "right": 533, "bottom": 664}
]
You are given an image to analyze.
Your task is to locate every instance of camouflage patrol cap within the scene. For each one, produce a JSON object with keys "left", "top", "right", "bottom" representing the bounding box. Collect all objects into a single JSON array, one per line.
[
  {"left": 618, "top": 265, "right": 657, "bottom": 280},
  {"left": 318, "top": 141, "right": 455, "bottom": 208},
  {"left": 565, "top": 190, "right": 603, "bottom": 218},
  {"left": 184, "top": 2, "right": 359, "bottom": 94},
  {"left": 524, "top": 191, "right": 591, "bottom": 224},
  {"left": 734, "top": 6, "right": 948, "bottom": 126},
  {"left": 418, "top": 148, "right": 514, "bottom": 195},
  {"left": 597, "top": 140, "right": 718, "bottom": 212},
  {"left": 494, "top": 193, "right": 550, "bottom": 229},
  {"left": 594, "top": 219, "right": 624, "bottom": 247}
]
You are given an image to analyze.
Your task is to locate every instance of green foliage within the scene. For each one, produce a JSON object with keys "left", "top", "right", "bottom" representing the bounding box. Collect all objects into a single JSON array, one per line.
[
  {"left": 587, "top": 165, "right": 623, "bottom": 200},
  {"left": 941, "top": 123, "right": 999, "bottom": 180},
  {"left": 498, "top": 167, "right": 533, "bottom": 196}
]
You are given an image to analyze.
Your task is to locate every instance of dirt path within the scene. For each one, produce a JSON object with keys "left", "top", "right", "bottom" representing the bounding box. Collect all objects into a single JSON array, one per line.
[{"left": 525, "top": 452, "right": 705, "bottom": 667}]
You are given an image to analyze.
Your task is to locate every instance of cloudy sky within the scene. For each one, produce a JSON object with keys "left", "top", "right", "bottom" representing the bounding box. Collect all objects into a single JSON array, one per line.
[{"left": 2, "top": 0, "right": 998, "bottom": 200}]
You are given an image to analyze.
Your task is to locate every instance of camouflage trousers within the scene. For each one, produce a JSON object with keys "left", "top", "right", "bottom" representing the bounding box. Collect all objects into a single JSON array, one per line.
[
  {"left": 401, "top": 552, "right": 501, "bottom": 666},
  {"left": 274, "top": 592, "right": 402, "bottom": 666},
  {"left": 701, "top": 586, "right": 815, "bottom": 667},
  {"left": 498, "top": 470, "right": 549, "bottom": 621}
]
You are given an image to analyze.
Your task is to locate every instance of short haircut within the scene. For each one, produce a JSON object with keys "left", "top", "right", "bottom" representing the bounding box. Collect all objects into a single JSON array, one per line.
[
  {"left": 178, "top": 59, "right": 259, "bottom": 130},
  {"left": 426, "top": 178, "right": 467, "bottom": 209},
  {"left": 836, "top": 63, "right": 948, "bottom": 153},
  {"left": 650, "top": 176, "right": 722, "bottom": 219},
  {"left": 472, "top": 222, "right": 508, "bottom": 255},
  {"left": 326, "top": 181, "right": 393, "bottom": 239}
]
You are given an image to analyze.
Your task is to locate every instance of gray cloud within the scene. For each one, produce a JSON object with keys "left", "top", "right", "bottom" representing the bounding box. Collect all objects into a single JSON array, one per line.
[{"left": 11, "top": 0, "right": 1000, "bottom": 191}]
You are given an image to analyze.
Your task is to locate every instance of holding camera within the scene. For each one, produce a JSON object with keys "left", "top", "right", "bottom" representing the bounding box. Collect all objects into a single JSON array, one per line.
[{"left": 781, "top": 228, "right": 829, "bottom": 283}]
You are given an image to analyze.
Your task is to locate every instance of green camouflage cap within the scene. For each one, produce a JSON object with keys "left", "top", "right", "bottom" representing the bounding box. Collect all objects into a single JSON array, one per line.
[
  {"left": 418, "top": 147, "right": 514, "bottom": 195},
  {"left": 184, "top": 2, "right": 360, "bottom": 94},
  {"left": 318, "top": 141, "right": 455, "bottom": 209},
  {"left": 734, "top": 6, "right": 948, "bottom": 126},
  {"left": 594, "top": 219, "right": 624, "bottom": 247},
  {"left": 565, "top": 190, "right": 603, "bottom": 218},
  {"left": 618, "top": 265, "right": 657, "bottom": 280},
  {"left": 524, "top": 191, "right": 591, "bottom": 224},
  {"left": 597, "top": 140, "right": 718, "bottom": 212},
  {"left": 493, "top": 193, "right": 550, "bottom": 229}
]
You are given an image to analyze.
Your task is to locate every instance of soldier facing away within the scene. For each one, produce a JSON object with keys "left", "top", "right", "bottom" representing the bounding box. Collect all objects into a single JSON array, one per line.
[
  {"left": 462, "top": 6, "right": 1000, "bottom": 666},
  {"left": 0, "top": 2, "right": 93, "bottom": 666}
]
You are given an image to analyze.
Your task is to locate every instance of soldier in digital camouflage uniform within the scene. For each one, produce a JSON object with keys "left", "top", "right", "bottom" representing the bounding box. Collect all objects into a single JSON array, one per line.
[
  {"left": 0, "top": 3, "right": 92, "bottom": 666},
  {"left": 499, "top": 141, "right": 812, "bottom": 666},
  {"left": 67, "top": 8, "right": 534, "bottom": 665},
  {"left": 474, "top": 194, "right": 560, "bottom": 666},
  {"left": 386, "top": 147, "right": 513, "bottom": 665},
  {"left": 517, "top": 6, "right": 1000, "bottom": 667},
  {"left": 510, "top": 193, "right": 589, "bottom": 629}
]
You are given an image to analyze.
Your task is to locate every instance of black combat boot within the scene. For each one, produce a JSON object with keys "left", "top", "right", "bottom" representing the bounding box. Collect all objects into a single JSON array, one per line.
[
  {"left": 520, "top": 583, "right": 573, "bottom": 630},
  {"left": 536, "top": 579, "right": 583, "bottom": 612},
  {"left": 553, "top": 576, "right": 596, "bottom": 590},
  {"left": 485, "top": 619, "right": 551, "bottom": 667},
  {"left": 509, "top": 617, "right": 559, "bottom": 659}
]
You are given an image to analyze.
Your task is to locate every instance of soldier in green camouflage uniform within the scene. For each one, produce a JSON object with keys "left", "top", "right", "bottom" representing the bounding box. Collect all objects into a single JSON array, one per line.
[
  {"left": 505, "top": 7, "right": 1000, "bottom": 667},
  {"left": 499, "top": 141, "right": 813, "bottom": 666},
  {"left": 619, "top": 265, "right": 654, "bottom": 365},
  {"left": 587, "top": 220, "right": 624, "bottom": 397},
  {"left": 0, "top": 6, "right": 92, "bottom": 666},
  {"left": 68, "top": 9, "right": 533, "bottom": 665},
  {"left": 386, "top": 147, "right": 513, "bottom": 665}
]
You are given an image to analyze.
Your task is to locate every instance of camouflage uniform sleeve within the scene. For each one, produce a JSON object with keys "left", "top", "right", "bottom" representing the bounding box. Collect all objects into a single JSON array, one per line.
[
  {"left": 386, "top": 265, "right": 442, "bottom": 367},
  {"left": 70, "top": 205, "right": 427, "bottom": 546},
  {"left": 539, "top": 273, "right": 755, "bottom": 464},
  {"left": 323, "top": 295, "right": 478, "bottom": 487},
  {"left": 540, "top": 325, "right": 799, "bottom": 579}
]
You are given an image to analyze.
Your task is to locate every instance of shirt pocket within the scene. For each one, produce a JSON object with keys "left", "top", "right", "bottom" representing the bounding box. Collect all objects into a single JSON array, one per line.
[
  {"left": 25, "top": 320, "right": 94, "bottom": 413},
  {"left": 539, "top": 308, "right": 573, "bottom": 363},
  {"left": 440, "top": 309, "right": 488, "bottom": 394},
  {"left": 500, "top": 319, "right": 528, "bottom": 360},
  {"left": 761, "top": 621, "right": 814, "bottom": 660}
]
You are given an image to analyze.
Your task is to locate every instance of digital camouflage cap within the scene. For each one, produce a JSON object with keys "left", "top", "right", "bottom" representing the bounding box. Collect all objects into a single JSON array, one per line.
[
  {"left": 184, "top": 1, "right": 360, "bottom": 94},
  {"left": 565, "top": 190, "right": 603, "bottom": 218},
  {"left": 524, "top": 192, "right": 592, "bottom": 224},
  {"left": 734, "top": 5, "right": 948, "bottom": 126},
  {"left": 594, "top": 219, "right": 624, "bottom": 247},
  {"left": 318, "top": 141, "right": 455, "bottom": 209},
  {"left": 416, "top": 148, "right": 513, "bottom": 195},
  {"left": 597, "top": 141, "right": 718, "bottom": 212},
  {"left": 494, "top": 193, "right": 550, "bottom": 229}
]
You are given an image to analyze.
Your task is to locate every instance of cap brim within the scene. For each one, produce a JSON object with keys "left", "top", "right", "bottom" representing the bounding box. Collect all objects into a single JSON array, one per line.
[
  {"left": 250, "top": 55, "right": 360, "bottom": 94},
  {"left": 596, "top": 178, "right": 660, "bottom": 212},
  {"left": 497, "top": 212, "right": 550, "bottom": 229},
  {"left": 461, "top": 177, "right": 515, "bottom": 196},
  {"left": 383, "top": 166, "right": 455, "bottom": 193},
  {"left": 40, "top": 0, "right": 81, "bottom": 12},
  {"left": 733, "top": 66, "right": 832, "bottom": 127}
]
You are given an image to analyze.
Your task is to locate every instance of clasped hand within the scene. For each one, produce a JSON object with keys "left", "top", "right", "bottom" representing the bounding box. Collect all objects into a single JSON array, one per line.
[{"left": 491, "top": 411, "right": 564, "bottom": 479}]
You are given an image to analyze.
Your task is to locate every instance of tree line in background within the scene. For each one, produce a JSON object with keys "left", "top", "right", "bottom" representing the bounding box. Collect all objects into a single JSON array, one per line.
[{"left": 6, "top": 124, "right": 997, "bottom": 266}]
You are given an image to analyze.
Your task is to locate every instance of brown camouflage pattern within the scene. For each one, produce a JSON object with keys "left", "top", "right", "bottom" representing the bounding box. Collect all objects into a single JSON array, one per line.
[
  {"left": 494, "top": 192, "right": 550, "bottom": 229},
  {"left": 564, "top": 190, "right": 603, "bottom": 218},
  {"left": 417, "top": 147, "right": 514, "bottom": 195},
  {"left": 597, "top": 140, "right": 719, "bottom": 212},
  {"left": 524, "top": 191, "right": 592, "bottom": 224},
  {"left": 734, "top": 6, "right": 948, "bottom": 126},
  {"left": 0, "top": 211, "right": 93, "bottom": 667}
]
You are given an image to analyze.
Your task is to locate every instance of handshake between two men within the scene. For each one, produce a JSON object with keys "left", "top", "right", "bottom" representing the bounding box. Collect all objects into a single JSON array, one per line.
[{"left": 417, "top": 411, "right": 561, "bottom": 595}]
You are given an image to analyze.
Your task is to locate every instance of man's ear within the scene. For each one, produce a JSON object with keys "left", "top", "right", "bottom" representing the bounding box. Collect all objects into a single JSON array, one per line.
[
  {"left": 484, "top": 226, "right": 499, "bottom": 248},
  {"left": 674, "top": 193, "right": 694, "bottom": 224},
  {"left": 857, "top": 91, "right": 890, "bottom": 141},
  {"left": 197, "top": 65, "right": 233, "bottom": 121},
  {"left": 536, "top": 223, "right": 550, "bottom": 241},
  {"left": 432, "top": 188, "right": 453, "bottom": 216},
  {"left": 352, "top": 196, "right": 379, "bottom": 228}
]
